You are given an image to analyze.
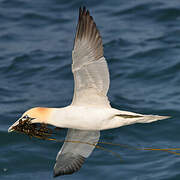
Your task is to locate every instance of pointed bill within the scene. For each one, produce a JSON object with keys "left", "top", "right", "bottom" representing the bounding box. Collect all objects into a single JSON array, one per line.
[{"left": 8, "top": 119, "right": 21, "bottom": 132}]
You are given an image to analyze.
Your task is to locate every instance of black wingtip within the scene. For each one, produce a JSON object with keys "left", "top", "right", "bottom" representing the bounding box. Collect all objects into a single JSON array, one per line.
[
  {"left": 79, "top": 6, "right": 88, "bottom": 15},
  {"left": 53, "top": 172, "right": 58, "bottom": 178},
  {"left": 53, "top": 153, "right": 85, "bottom": 177},
  {"left": 74, "top": 5, "right": 103, "bottom": 60},
  {"left": 82, "top": 6, "right": 86, "bottom": 13}
]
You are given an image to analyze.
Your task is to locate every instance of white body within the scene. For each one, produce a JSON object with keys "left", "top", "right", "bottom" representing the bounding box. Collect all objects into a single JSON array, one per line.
[{"left": 50, "top": 106, "right": 168, "bottom": 131}]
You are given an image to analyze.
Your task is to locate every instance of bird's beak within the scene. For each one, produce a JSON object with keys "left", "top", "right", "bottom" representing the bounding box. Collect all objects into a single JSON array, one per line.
[
  {"left": 8, "top": 117, "right": 36, "bottom": 133},
  {"left": 8, "top": 119, "right": 21, "bottom": 133}
]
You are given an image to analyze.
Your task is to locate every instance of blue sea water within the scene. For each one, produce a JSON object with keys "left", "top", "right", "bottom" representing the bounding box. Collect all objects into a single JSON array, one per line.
[{"left": 1, "top": 0, "right": 180, "bottom": 179}]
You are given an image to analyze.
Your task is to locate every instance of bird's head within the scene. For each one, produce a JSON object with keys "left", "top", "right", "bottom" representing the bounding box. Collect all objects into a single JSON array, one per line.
[{"left": 8, "top": 107, "right": 52, "bottom": 133}]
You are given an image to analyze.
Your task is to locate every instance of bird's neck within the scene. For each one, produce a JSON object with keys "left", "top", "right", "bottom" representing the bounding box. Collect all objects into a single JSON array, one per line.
[
  {"left": 31, "top": 107, "right": 57, "bottom": 125},
  {"left": 45, "top": 107, "right": 67, "bottom": 128}
]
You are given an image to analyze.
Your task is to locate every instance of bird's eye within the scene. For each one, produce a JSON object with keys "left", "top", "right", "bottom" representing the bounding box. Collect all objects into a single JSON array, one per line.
[{"left": 23, "top": 115, "right": 29, "bottom": 119}]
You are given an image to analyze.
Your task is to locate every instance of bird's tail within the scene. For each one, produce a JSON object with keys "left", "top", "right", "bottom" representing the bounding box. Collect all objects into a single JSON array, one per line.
[
  {"left": 101, "top": 112, "right": 170, "bottom": 130},
  {"left": 135, "top": 115, "right": 170, "bottom": 123}
]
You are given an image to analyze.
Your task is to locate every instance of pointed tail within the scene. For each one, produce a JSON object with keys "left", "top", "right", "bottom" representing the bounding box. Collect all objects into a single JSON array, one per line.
[
  {"left": 101, "top": 112, "right": 170, "bottom": 130},
  {"left": 137, "top": 115, "right": 170, "bottom": 123}
]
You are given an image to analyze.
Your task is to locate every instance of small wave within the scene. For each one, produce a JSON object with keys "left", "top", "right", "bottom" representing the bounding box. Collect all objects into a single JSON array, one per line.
[{"left": 153, "top": 7, "right": 180, "bottom": 22}]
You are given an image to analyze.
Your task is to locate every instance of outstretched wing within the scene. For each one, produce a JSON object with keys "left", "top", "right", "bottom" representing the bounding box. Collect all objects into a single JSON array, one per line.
[
  {"left": 53, "top": 129, "right": 100, "bottom": 177},
  {"left": 71, "top": 7, "right": 110, "bottom": 107},
  {"left": 54, "top": 7, "right": 108, "bottom": 177}
]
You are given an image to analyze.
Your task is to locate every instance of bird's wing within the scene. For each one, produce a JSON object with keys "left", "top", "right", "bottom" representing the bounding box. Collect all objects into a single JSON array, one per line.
[
  {"left": 53, "top": 129, "right": 100, "bottom": 177},
  {"left": 71, "top": 7, "right": 110, "bottom": 107}
]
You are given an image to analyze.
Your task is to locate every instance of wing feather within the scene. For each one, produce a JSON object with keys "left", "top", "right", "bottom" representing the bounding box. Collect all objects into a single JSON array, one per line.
[
  {"left": 53, "top": 129, "right": 100, "bottom": 177},
  {"left": 54, "top": 7, "right": 108, "bottom": 177},
  {"left": 72, "top": 7, "right": 110, "bottom": 107}
]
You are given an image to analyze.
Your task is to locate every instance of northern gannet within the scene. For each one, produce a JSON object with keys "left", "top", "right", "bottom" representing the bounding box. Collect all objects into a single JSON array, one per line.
[{"left": 8, "top": 7, "right": 170, "bottom": 177}]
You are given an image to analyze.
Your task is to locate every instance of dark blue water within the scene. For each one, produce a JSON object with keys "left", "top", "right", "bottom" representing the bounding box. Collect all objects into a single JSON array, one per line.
[{"left": 1, "top": 0, "right": 180, "bottom": 179}]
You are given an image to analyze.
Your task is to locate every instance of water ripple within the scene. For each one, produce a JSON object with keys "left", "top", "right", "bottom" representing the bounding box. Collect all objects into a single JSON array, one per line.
[{"left": 1, "top": 1, "right": 180, "bottom": 180}]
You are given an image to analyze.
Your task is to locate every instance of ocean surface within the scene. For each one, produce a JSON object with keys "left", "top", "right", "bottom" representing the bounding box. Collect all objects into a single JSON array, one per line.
[{"left": 1, "top": 0, "right": 180, "bottom": 179}]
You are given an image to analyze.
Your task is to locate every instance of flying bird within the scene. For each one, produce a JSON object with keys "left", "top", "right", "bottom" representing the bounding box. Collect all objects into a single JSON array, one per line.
[{"left": 8, "top": 7, "right": 170, "bottom": 177}]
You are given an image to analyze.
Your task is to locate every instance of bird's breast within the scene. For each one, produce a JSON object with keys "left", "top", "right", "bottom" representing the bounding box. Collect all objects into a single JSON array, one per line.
[{"left": 51, "top": 106, "right": 114, "bottom": 130}]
